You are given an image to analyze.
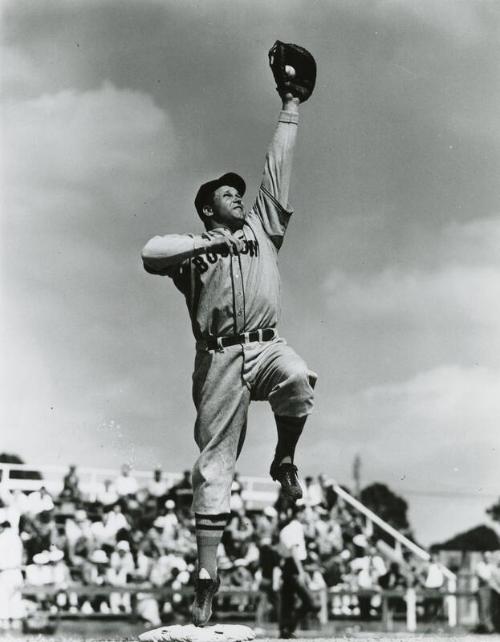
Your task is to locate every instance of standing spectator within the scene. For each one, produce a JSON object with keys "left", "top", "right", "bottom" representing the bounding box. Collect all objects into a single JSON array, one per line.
[
  {"left": 60, "top": 465, "right": 82, "bottom": 503},
  {"left": 303, "top": 476, "right": 323, "bottom": 507},
  {"left": 114, "top": 464, "right": 139, "bottom": 498},
  {"left": 278, "top": 504, "right": 319, "bottom": 638},
  {"left": 95, "top": 479, "right": 119, "bottom": 508},
  {"left": 147, "top": 468, "right": 170, "bottom": 504},
  {"left": 421, "top": 552, "right": 445, "bottom": 622},
  {"left": 0, "top": 490, "right": 21, "bottom": 533},
  {"left": 0, "top": 521, "right": 24, "bottom": 627},
  {"left": 474, "top": 552, "right": 495, "bottom": 634},
  {"left": 169, "top": 470, "right": 193, "bottom": 511}
]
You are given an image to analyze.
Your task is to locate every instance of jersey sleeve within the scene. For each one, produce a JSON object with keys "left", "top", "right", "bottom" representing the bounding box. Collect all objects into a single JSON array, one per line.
[{"left": 252, "top": 109, "right": 298, "bottom": 250}]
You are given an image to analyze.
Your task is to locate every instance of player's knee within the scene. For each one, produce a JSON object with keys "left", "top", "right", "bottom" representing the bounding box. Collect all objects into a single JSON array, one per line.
[{"left": 270, "top": 368, "right": 317, "bottom": 417}]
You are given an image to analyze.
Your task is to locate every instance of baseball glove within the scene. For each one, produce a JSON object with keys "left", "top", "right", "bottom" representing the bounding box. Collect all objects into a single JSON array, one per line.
[{"left": 268, "top": 40, "right": 317, "bottom": 103}]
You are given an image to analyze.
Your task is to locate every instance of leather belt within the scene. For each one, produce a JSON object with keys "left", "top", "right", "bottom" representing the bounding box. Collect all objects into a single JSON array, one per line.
[{"left": 204, "top": 328, "right": 277, "bottom": 351}]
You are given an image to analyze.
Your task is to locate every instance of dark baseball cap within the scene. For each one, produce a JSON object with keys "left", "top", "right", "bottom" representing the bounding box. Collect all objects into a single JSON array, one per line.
[{"left": 194, "top": 172, "right": 246, "bottom": 217}]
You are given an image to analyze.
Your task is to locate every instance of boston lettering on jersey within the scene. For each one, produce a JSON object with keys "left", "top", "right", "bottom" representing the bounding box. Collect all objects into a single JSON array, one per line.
[{"left": 192, "top": 238, "right": 259, "bottom": 274}]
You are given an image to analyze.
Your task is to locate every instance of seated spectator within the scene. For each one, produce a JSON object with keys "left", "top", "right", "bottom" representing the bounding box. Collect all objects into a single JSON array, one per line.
[
  {"left": 25, "top": 550, "right": 53, "bottom": 586},
  {"left": 317, "top": 473, "right": 338, "bottom": 509},
  {"left": 155, "top": 499, "right": 179, "bottom": 542},
  {"left": 21, "top": 510, "right": 59, "bottom": 561},
  {"left": 28, "top": 486, "right": 54, "bottom": 515},
  {"left": 95, "top": 478, "right": 119, "bottom": 508},
  {"left": 64, "top": 509, "right": 93, "bottom": 553},
  {"left": 108, "top": 503, "right": 130, "bottom": 534},
  {"left": 169, "top": 470, "right": 193, "bottom": 510},
  {"left": 82, "top": 549, "right": 112, "bottom": 614},
  {"left": 147, "top": 468, "right": 170, "bottom": 502},
  {"left": 114, "top": 464, "right": 139, "bottom": 498},
  {"left": 108, "top": 540, "right": 135, "bottom": 613},
  {"left": 91, "top": 509, "right": 122, "bottom": 548},
  {"left": 315, "top": 508, "right": 343, "bottom": 556},
  {"left": 230, "top": 473, "right": 245, "bottom": 513},
  {"left": 109, "top": 540, "right": 135, "bottom": 579},
  {"left": 150, "top": 548, "right": 188, "bottom": 587},
  {"left": 60, "top": 465, "right": 82, "bottom": 503},
  {"left": 255, "top": 506, "right": 277, "bottom": 541}
]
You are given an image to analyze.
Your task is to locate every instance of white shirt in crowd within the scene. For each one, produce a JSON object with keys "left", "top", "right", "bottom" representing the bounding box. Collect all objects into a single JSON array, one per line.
[
  {"left": 28, "top": 490, "right": 55, "bottom": 514},
  {"left": 303, "top": 482, "right": 323, "bottom": 507},
  {"left": 114, "top": 474, "right": 139, "bottom": 497},
  {"left": 147, "top": 478, "right": 170, "bottom": 498},
  {"left": 425, "top": 562, "right": 445, "bottom": 589},
  {"left": 96, "top": 483, "right": 119, "bottom": 506},
  {"left": 279, "top": 519, "right": 307, "bottom": 561}
]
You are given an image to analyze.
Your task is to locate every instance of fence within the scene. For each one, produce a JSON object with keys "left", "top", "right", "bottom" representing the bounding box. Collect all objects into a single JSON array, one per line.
[{"left": 21, "top": 583, "right": 480, "bottom": 632}]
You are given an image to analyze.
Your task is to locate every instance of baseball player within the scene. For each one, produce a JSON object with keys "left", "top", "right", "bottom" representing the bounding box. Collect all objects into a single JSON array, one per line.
[{"left": 141, "top": 42, "right": 317, "bottom": 627}]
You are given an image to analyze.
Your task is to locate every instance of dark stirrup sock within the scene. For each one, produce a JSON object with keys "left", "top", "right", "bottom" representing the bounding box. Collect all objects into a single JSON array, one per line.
[
  {"left": 273, "top": 414, "right": 307, "bottom": 465},
  {"left": 195, "top": 512, "right": 230, "bottom": 579}
]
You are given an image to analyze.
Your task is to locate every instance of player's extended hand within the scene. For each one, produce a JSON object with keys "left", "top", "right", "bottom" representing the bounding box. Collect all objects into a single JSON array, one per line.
[{"left": 206, "top": 230, "right": 246, "bottom": 255}]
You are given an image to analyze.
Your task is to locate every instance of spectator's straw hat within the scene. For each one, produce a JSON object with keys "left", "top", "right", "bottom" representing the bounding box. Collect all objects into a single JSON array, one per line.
[
  {"left": 90, "top": 549, "right": 109, "bottom": 564},
  {"left": 48, "top": 548, "right": 64, "bottom": 563},
  {"left": 33, "top": 551, "right": 51, "bottom": 565},
  {"left": 165, "top": 499, "right": 176, "bottom": 509},
  {"left": 75, "top": 509, "right": 87, "bottom": 521},
  {"left": 116, "top": 540, "right": 131, "bottom": 552}
]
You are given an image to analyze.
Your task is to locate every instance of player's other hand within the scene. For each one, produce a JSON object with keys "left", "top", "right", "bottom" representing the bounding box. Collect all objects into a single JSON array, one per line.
[{"left": 206, "top": 230, "right": 245, "bottom": 255}]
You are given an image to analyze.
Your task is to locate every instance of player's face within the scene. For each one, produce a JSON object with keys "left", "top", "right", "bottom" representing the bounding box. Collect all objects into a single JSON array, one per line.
[{"left": 209, "top": 185, "right": 245, "bottom": 230}]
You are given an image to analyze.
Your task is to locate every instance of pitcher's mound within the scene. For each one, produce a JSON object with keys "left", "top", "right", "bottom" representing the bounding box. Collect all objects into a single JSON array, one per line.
[{"left": 138, "top": 624, "right": 256, "bottom": 642}]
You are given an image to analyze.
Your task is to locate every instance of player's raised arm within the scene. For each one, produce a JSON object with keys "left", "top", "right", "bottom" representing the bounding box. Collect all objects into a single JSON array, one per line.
[{"left": 253, "top": 41, "right": 316, "bottom": 247}]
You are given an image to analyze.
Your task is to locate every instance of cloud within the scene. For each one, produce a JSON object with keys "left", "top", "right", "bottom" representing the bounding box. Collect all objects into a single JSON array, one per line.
[
  {"left": 1, "top": 80, "right": 181, "bottom": 466},
  {"left": 322, "top": 216, "right": 500, "bottom": 369},
  {"left": 3, "top": 82, "right": 174, "bottom": 200}
]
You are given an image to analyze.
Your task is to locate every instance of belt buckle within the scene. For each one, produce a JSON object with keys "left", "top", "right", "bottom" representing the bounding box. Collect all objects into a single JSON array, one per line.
[{"left": 257, "top": 329, "right": 263, "bottom": 342}]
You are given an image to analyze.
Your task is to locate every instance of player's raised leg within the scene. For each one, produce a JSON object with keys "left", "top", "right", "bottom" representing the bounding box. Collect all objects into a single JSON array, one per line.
[
  {"left": 249, "top": 340, "right": 316, "bottom": 501},
  {"left": 191, "top": 346, "right": 251, "bottom": 625}
]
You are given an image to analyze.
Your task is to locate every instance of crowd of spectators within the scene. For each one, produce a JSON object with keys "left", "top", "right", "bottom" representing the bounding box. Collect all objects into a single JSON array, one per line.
[{"left": 0, "top": 465, "right": 482, "bottom": 630}]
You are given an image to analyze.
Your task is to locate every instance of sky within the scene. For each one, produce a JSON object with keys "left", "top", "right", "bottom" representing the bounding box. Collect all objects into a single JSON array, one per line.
[{"left": 1, "top": 0, "right": 499, "bottom": 545}]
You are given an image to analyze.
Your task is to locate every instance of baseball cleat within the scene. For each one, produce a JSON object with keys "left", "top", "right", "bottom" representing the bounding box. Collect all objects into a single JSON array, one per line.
[
  {"left": 269, "top": 461, "right": 303, "bottom": 501},
  {"left": 192, "top": 575, "right": 221, "bottom": 627}
]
